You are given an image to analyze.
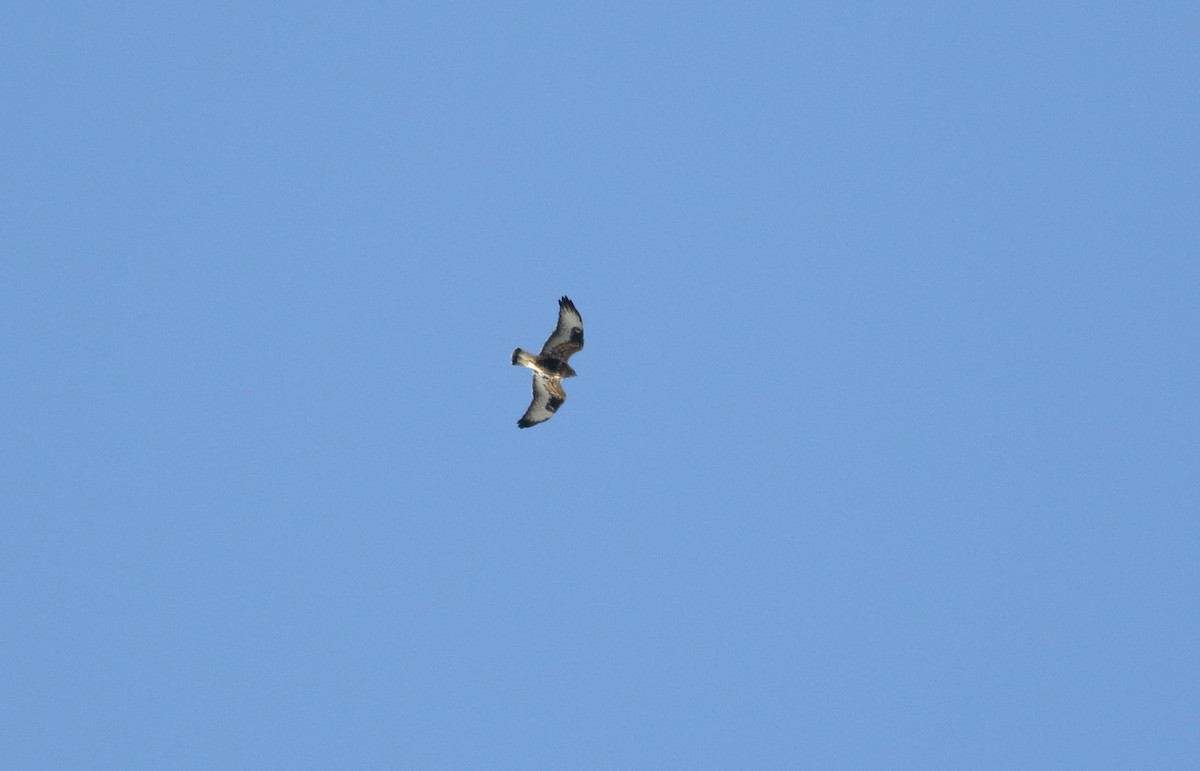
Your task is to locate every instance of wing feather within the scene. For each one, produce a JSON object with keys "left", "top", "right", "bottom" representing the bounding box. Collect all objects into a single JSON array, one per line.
[
  {"left": 539, "top": 296, "right": 584, "bottom": 360},
  {"left": 517, "top": 375, "right": 567, "bottom": 428}
]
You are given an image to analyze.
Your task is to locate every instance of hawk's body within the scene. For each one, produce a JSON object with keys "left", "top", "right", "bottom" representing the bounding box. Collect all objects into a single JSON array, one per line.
[{"left": 511, "top": 296, "right": 584, "bottom": 428}]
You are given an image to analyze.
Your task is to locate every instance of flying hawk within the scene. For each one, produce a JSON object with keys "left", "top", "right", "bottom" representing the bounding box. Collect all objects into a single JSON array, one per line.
[{"left": 511, "top": 296, "right": 584, "bottom": 428}]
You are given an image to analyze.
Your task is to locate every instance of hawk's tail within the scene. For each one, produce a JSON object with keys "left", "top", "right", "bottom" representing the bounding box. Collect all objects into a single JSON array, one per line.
[{"left": 511, "top": 348, "right": 524, "bottom": 365}]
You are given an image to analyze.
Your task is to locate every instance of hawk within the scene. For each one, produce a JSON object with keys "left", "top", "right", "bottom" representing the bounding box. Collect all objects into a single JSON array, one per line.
[{"left": 511, "top": 296, "right": 584, "bottom": 428}]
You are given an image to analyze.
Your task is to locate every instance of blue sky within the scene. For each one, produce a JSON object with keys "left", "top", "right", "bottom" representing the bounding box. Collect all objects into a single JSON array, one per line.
[{"left": 3, "top": 2, "right": 1198, "bottom": 768}]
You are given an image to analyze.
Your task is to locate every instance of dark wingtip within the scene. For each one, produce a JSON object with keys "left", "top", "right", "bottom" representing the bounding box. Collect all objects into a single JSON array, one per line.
[{"left": 559, "top": 295, "right": 578, "bottom": 315}]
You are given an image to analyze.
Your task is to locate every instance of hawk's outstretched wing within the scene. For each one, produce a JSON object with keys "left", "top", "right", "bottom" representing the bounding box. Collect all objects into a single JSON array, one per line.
[
  {"left": 517, "top": 375, "right": 566, "bottom": 429},
  {"left": 539, "top": 296, "right": 584, "bottom": 361}
]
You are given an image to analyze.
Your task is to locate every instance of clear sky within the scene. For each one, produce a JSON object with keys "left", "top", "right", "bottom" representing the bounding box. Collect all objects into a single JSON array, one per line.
[{"left": 3, "top": 2, "right": 1197, "bottom": 768}]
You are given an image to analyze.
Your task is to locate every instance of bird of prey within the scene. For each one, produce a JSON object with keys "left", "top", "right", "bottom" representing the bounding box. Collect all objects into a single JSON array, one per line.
[{"left": 511, "top": 296, "right": 584, "bottom": 428}]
